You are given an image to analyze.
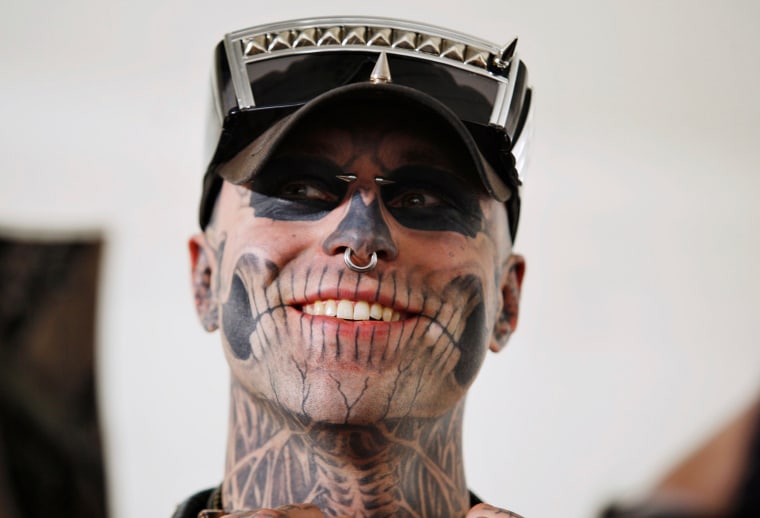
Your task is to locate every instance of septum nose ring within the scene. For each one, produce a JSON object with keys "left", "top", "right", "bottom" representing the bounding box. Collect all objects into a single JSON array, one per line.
[{"left": 344, "top": 248, "right": 378, "bottom": 273}]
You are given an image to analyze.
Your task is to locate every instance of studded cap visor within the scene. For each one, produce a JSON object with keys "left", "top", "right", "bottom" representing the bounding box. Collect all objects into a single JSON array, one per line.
[{"left": 200, "top": 16, "right": 532, "bottom": 241}]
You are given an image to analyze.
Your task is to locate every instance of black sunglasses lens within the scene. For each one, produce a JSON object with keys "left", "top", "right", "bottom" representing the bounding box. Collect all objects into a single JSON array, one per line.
[
  {"left": 387, "top": 55, "right": 497, "bottom": 123},
  {"left": 247, "top": 53, "right": 376, "bottom": 105},
  {"left": 244, "top": 52, "right": 497, "bottom": 123}
]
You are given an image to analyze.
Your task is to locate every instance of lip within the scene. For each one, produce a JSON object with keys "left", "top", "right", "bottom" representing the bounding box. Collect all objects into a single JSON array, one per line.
[
  {"left": 278, "top": 304, "right": 419, "bottom": 356},
  {"left": 284, "top": 305, "right": 423, "bottom": 366},
  {"left": 292, "top": 308, "right": 421, "bottom": 346}
]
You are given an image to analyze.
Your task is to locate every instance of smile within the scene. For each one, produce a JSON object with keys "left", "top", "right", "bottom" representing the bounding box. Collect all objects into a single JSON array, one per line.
[{"left": 301, "top": 299, "right": 402, "bottom": 322}]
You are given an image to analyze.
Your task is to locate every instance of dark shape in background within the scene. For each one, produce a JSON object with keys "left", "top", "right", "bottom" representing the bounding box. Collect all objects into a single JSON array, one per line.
[
  {"left": 0, "top": 233, "right": 107, "bottom": 518},
  {"left": 602, "top": 399, "right": 760, "bottom": 518}
]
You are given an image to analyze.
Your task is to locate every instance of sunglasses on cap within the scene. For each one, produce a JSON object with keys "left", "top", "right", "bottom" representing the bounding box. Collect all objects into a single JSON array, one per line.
[{"left": 202, "top": 16, "right": 532, "bottom": 240}]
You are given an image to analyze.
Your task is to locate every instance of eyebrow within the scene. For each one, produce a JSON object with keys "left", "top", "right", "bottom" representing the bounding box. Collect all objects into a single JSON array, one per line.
[
  {"left": 390, "top": 147, "right": 477, "bottom": 186},
  {"left": 384, "top": 163, "right": 478, "bottom": 190},
  {"left": 276, "top": 139, "right": 337, "bottom": 160},
  {"left": 395, "top": 147, "right": 445, "bottom": 166},
  {"left": 277, "top": 133, "right": 345, "bottom": 162},
  {"left": 260, "top": 154, "right": 343, "bottom": 176}
]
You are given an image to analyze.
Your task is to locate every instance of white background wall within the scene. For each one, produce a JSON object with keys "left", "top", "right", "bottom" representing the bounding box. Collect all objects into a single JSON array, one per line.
[{"left": 1, "top": 1, "right": 759, "bottom": 517}]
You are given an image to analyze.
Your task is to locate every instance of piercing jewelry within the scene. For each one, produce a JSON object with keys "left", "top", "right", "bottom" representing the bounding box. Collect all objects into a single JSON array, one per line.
[
  {"left": 336, "top": 174, "right": 395, "bottom": 185},
  {"left": 344, "top": 248, "right": 378, "bottom": 273}
]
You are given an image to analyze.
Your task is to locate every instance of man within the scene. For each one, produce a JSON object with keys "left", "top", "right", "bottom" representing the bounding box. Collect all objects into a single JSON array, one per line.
[{"left": 177, "top": 16, "right": 532, "bottom": 518}]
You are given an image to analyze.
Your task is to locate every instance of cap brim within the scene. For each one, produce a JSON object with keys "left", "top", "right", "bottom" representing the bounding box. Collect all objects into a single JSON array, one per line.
[{"left": 215, "top": 82, "right": 511, "bottom": 202}]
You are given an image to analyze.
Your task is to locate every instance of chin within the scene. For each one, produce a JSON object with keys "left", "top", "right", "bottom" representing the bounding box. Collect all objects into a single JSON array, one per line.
[
  {"left": 226, "top": 328, "right": 472, "bottom": 425},
  {"left": 297, "top": 367, "right": 462, "bottom": 425}
]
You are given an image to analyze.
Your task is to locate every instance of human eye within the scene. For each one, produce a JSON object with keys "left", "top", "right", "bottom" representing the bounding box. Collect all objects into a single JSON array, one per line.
[
  {"left": 388, "top": 190, "right": 442, "bottom": 209},
  {"left": 382, "top": 166, "right": 485, "bottom": 236},
  {"left": 279, "top": 180, "right": 338, "bottom": 203},
  {"left": 252, "top": 156, "right": 345, "bottom": 207}
]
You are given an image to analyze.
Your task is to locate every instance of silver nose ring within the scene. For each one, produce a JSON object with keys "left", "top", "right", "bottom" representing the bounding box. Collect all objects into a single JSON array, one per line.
[{"left": 344, "top": 248, "right": 378, "bottom": 273}]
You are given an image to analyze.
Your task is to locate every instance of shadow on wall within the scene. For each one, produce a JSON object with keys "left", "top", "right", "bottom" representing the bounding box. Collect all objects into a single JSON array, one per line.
[{"left": 0, "top": 231, "right": 107, "bottom": 518}]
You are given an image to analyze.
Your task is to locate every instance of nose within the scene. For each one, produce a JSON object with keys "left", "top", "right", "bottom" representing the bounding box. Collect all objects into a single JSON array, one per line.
[{"left": 322, "top": 191, "right": 398, "bottom": 264}]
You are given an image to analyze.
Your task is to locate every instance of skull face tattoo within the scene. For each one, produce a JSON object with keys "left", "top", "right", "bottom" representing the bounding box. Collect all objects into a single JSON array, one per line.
[{"left": 196, "top": 105, "right": 517, "bottom": 426}]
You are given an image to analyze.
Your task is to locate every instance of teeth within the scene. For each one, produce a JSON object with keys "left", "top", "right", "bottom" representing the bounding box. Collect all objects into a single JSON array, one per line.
[
  {"left": 353, "top": 301, "right": 370, "bottom": 320},
  {"left": 324, "top": 300, "right": 337, "bottom": 317},
  {"left": 303, "top": 299, "right": 402, "bottom": 322},
  {"left": 337, "top": 300, "right": 353, "bottom": 319}
]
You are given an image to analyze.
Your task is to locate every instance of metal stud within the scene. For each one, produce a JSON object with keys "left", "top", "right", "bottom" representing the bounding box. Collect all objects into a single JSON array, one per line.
[
  {"left": 318, "top": 26, "right": 343, "bottom": 46},
  {"left": 343, "top": 26, "right": 367, "bottom": 45},
  {"left": 292, "top": 28, "right": 318, "bottom": 48},
  {"left": 336, "top": 174, "right": 358, "bottom": 183},
  {"left": 367, "top": 27, "right": 392, "bottom": 46},
  {"left": 238, "top": 23, "right": 500, "bottom": 75},
  {"left": 492, "top": 38, "right": 517, "bottom": 70},
  {"left": 241, "top": 35, "right": 268, "bottom": 56},
  {"left": 440, "top": 40, "right": 465, "bottom": 61},
  {"left": 416, "top": 35, "right": 441, "bottom": 55},
  {"left": 369, "top": 52, "right": 392, "bottom": 84},
  {"left": 464, "top": 47, "right": 489, "bottom": 68},
  {"left": 391, "top": 30, "right": 417, "bottom": 49},
  {"left": 267, "top": 30, "right": 292, "bottom": 51},
  {"left": 374, "top": 177, "right": 395, "bottom": 185}
]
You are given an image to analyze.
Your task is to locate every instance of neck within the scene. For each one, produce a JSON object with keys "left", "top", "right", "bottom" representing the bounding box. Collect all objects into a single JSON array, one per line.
[{"left": 223, "top": 381, "right": 469, "bottom": 517}]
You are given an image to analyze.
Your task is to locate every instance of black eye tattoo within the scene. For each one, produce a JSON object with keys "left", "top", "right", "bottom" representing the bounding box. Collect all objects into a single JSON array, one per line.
[
  {"left": 381, "top": 166, "right": 485, "bottom": 237},
  {"left": 250, "top": 157, "right": 346, "bottom": 221}
]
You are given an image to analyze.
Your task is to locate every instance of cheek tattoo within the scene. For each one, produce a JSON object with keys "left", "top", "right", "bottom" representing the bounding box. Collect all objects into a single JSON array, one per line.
[
  {"left": 222, "top": 273, "right": 256, "bottom": 360},
  {"left": 220, "top": 248, "right": 489, "bottom": 396},
  {"left": 222, "top": 254, "right": 284, "bottom": 361},
  {"left": 446, "top": 275, "right": 488, "bottom": 386}
]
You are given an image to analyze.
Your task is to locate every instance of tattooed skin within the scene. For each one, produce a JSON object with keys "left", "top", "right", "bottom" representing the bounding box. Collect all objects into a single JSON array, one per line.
[
  {"left": 224, "top": 382, "right": 468, "bottom": 517},
  {"left": 192, "top": 105, "right": 523, "bottom": 516},
  {"left": 218, "top": 246, "right": 490, "bottom": 420}
]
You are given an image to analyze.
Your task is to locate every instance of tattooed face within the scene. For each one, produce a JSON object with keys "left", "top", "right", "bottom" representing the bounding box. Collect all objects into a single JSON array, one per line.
[{"left": 193, "top": 105, "right": 522, "bottom": 425}]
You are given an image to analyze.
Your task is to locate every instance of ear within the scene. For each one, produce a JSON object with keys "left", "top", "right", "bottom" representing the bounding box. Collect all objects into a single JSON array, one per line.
[
  {"left": 490, "top": 254, "right": 526, "bottom": 353},
  {"left": 188, "top": 233, "right": 219, "bottom": 332}
]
